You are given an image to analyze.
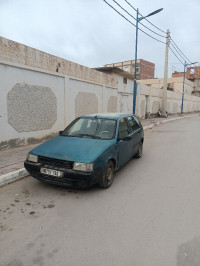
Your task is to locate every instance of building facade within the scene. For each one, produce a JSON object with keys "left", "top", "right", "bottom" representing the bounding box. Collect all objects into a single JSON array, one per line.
[
  {"left": 172, "top": 66, "right": 200, "bottom": 80},
  {"left": 104, "top": 59, "right": 155, "bottom": 80}
]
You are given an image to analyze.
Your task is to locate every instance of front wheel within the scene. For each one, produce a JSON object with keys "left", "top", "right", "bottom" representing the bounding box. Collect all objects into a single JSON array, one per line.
[
  {"left": 135, "top": 142, "right": 143, "bottom": 158},
  {"left": 99, "top": 161, "right": 114, "bottom": 189}
]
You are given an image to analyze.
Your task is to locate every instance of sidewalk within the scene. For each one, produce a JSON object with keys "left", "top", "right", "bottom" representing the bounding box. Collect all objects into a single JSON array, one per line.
[{"left": 0, "top": 112, "right": 199, "bottom": 186}]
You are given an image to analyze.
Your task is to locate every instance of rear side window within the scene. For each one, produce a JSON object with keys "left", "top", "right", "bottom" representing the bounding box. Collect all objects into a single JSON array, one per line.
[{"left": 127, "top": 116, "right": 140, "bottom": 132}]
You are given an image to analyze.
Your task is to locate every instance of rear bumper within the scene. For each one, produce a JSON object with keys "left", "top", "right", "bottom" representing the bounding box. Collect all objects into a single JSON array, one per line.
[{"left": 24, "top": 161, "right": 103, "bottom": 188}]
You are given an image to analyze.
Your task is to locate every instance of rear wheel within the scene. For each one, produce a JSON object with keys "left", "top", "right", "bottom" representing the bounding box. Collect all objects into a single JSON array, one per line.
[
  {"left": 99, "top": 161, "right": 114, "bottom": 189},
  {"left": 135, "top": 142, "right": 143, "bottom": 158}
]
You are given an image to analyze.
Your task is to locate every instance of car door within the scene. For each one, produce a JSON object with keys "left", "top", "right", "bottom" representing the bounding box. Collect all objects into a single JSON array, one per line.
[
  {"left": 117, "top": 117, "right": 133, "bottom": 168},
  {"left": 127, "top": 116, "right": 142, "bottom": 156}
]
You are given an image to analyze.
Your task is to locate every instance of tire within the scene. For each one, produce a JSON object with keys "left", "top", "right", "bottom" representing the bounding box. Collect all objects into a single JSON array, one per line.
[
  {"left": 135, "top": 142, "right": 143, "bottom": 158},
  {"left": 99, "top": 161, "right": 114, "bottom": 189}
]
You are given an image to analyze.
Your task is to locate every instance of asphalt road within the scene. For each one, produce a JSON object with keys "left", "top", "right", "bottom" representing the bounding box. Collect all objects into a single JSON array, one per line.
[{"left": 1, "top": 117, "right": 200, "bottom": 266}]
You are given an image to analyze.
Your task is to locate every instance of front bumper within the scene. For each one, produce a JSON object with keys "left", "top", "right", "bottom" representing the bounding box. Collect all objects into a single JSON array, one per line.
[{"left": 24, "top": 160, "right": 103, "bottom": 188}]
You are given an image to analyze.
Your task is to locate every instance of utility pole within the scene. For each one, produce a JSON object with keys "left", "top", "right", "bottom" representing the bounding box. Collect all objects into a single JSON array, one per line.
[
  {"left": 132, "top": 8, "right": 139, "bottom": 115},
  {"left": 162, "top": 29, "right": 170, "bottom": 117},
  {"left": 132, "top": 7, "right": 163, "bottom": 115},
  {"left": 181, "top": 61, "right": 187, "bottom": 114}
]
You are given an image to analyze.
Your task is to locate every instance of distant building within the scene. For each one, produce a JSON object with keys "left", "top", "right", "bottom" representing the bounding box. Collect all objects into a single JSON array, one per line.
[
  {"left": 138, "top": 77, "right": 194, "bottom": 95},
  {"left": 172, "top": 66, "right": 200, "bottom": 80},
  {"left": 104, "top": 59, "right": 155, "bottom": 80},
  {"left": 95, "top": 66, "right": 134, "bottom": 85},
  {"left": 172, "top": 66, "right": 200, "bottom": 97}
]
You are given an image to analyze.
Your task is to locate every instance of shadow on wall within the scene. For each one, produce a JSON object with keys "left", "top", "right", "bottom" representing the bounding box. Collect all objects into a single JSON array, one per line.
[{"left": 0, "top": 133, "right": 58, "bottom": 151}]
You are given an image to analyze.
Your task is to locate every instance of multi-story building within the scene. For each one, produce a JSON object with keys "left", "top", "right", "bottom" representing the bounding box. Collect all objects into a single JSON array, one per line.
[
  {"left": 172, "top": 66, "right": 200, "bottom": 97},
  {"left": 172, "top": 66, "right": 200, "bottom": 80},
  {"left": 104, "top": 59, "right": 155, "bottom": 80}
]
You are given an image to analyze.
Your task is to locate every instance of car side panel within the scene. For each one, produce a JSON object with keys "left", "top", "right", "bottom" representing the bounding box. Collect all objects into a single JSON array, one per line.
[
  {"left": 93, "top": 144, "right": 118, "bottom": 170},
  {"left": 130, "top": 127, "right": 143, "bottom": 157}
]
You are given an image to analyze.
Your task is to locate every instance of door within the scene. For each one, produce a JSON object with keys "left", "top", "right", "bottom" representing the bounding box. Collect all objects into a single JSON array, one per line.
[
  {"left": 117, "top": 117, "right": 133, "bottom": 168},
  {"left": 120, "top": 94, "right": 130, "bottom": 113},
  {"left": 127, "top": 116, "right": 142, "bottom": 156}
]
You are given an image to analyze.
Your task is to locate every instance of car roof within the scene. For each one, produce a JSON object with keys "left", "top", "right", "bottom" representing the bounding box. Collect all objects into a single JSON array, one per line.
[{"left": 80, "top": 113, "right": 134, "bottom": 120}]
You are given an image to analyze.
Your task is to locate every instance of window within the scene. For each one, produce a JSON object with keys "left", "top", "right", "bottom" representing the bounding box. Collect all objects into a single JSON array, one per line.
[
  {"left": 124, "top": 66, "right": 129, "bottom": 72},
  {"left": 63, "top": 118, "right": 116, "bottom": 140},
  {"left": 123, "top": 77, "right": 127, "bottom": 84},
  {"left": 118, "top": 118, "right": 129, "bottom": 138},
  {"left": 136, "top": 67, "right": 140, "bottom": 73},
  {"left": 127, "top": 116, "right": 140, "bottom": 132},
  {"left": 190, "top": 68, "right": 195, "bottom": 75}
]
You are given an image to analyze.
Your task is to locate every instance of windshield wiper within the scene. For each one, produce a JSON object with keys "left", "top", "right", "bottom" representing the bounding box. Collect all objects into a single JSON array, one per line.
[{"left": 68, "top": 134, "right": 101, "bottom": 139}]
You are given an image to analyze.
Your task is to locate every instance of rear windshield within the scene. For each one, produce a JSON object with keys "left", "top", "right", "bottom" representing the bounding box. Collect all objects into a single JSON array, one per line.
[{"left": 62, "top": 118, "right": 117, "bottom": 140}]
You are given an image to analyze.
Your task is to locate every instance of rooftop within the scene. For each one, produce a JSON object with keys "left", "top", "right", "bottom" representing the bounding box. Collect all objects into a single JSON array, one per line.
[{"left": 82, "top": 113, "right": 133, "bottom": 119}]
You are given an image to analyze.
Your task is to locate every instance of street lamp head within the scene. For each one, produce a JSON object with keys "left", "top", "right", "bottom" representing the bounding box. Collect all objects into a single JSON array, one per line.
[
  {"left": 145, "top": 8, "right": 163, "bottom": 18},
  {"left": 186, "top": 61, "right": 198, "bottom": 67}
]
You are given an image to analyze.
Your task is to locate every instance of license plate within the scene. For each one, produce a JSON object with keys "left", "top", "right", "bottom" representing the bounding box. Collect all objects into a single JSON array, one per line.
[{"left": 40, "top": 167, "right": 64, "bottom": 177}]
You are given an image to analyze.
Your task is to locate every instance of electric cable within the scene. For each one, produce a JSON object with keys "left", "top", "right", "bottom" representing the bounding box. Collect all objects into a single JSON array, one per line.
[
  {"left": 102, "top": 0, "right": 166, "bottom": 44},
  {"left": 124, "top": 0, "right": 166, "bottom": 33},
  {"left": 112, "top": 0, "right": 165, "bottom": 38},
  {"left": 103, "top": 0, "right": 193, "bottom": 67},
  {"left": 170, "top": 37, "right": 192, "bottom": 64},
  {"left": 170, "top": 41, "right": 190, "bottom": 64},
  {"left": 169, "top": 46, "right": 185, "bottom": 66}
]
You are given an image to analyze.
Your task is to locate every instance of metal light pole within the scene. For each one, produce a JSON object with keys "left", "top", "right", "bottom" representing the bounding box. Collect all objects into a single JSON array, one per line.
[
  {"left": 181, "top": 61, "right": 198, "bottom": 114},
  {"left": 133, "top": 8, "right": 163, "bottom": 115}
]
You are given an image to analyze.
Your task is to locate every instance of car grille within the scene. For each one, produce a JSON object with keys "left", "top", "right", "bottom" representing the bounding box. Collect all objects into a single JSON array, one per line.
[{"left": 39, "top": 156, "right": 73, "bottom": 169}]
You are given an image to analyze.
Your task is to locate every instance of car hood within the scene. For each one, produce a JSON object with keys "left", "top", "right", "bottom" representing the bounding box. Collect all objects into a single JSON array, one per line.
[{"left": 30, "top": 136, "right": 116, "bottom": 163}]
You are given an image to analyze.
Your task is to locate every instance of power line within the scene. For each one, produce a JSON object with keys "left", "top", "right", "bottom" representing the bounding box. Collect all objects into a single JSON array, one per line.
[
  {"left": 102, "top": 0, "right": 166, "bottom": 44},
  {"left": 170, "top": 42, "right": 189, "bottom": 64},
  {"left": 170, "top": 37, "right": 192, "bottom": 64},
  {"left": 104, "top": 0, "right": 193, "bottom": 67},
  {"left": 121, "top": 0, "right": 192, "bottom": 66},
  {"left": 169, "top": 46, "right": 185, "bottom": 66},
  {"left": 112, "top": 0, "right": 165, "bottom": 38},
  {"left": 123, "top": 0, "right": 166, "bottom": 34}
]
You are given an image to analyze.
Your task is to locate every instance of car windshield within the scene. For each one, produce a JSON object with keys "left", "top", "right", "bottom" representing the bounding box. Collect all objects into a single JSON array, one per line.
[{"left": 62, "top": 118, "right": 117, "bottom": 140}]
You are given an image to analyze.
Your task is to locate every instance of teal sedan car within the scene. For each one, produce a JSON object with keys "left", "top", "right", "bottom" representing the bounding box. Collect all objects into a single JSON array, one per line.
[{"left": 24, "top": 113, "right": 144, "bottom": 189}]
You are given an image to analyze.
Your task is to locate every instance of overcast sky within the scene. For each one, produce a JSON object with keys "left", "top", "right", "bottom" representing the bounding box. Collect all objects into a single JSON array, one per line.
[{"left": 0, "top": 0, "right": 199, "bottom": 78}]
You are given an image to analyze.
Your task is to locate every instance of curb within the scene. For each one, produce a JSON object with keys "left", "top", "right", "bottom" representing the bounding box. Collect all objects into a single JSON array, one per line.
[
  {"left": 0, "top": 113, "right": 199, "bottom": 187},
  {"left": 143, "top": 114, "right": 199, "bottom": 131},
  {"left": 0, "top": 168, "right": 28, "bottom": 187}
]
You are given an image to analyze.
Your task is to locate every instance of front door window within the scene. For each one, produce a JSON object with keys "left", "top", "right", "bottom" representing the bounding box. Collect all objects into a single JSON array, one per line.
[{"left": 118, "top": 118, "right": 129, "bottom": 139}]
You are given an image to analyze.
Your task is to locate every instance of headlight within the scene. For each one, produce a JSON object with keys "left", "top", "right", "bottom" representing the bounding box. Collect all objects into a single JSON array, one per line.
[
  {"left": 27, "top": 153, "right": 38, "bottom": 163},
  {"left": 73, "top": 162, "right": 93, "bottom": 172}
]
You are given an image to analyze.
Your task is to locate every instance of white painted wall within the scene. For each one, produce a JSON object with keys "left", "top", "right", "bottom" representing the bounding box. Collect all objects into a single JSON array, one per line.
[
  {"left": 0, "top": 60, "right": 200, "bottom": 149},
  {"left": 0, "top": 62, "right": 65, "bottom": 144}
]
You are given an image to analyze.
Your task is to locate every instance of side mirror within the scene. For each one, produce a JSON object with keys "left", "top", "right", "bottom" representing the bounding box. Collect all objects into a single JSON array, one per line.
[
  {"left": 118, "top": 136, "right": 131, "bottom": 141},
  {"left": 59, "top": 131, "right": 63, "bottom": 135}
]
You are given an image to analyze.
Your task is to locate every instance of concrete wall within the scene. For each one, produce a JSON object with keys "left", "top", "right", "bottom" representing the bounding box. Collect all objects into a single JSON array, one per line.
[
  {"left": 193, "top": 79, "right": 200, "bottom": 96},
  {"left": 0, "top": 36, "right": 200, "bottom": 149},
  {"left": 138, "top": 77, "right": 194, "bottom": 95},
  {"left": 1, "top": 58, "right": 200, "bottom": 149},
  {"left": 0, "top": 59, "right": 118, "bottom": 149},
  {"left": 136, "top": 83, "right": 200, "bottom": 118},
  {"left": 0, "top": 61, "right": 65, "bottom": 148},
  {"left": 0, "top": 36, "right": 116, "bottom": 87}
]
